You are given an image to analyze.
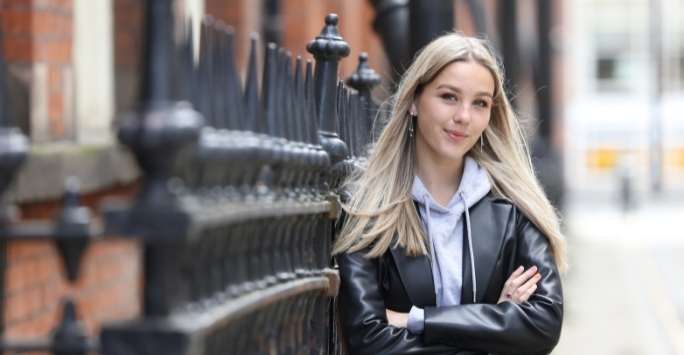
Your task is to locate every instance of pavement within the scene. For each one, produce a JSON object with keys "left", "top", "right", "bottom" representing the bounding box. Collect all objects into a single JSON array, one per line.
[{"left": 553, "top": 195, "right": 684, "bottom": 355}]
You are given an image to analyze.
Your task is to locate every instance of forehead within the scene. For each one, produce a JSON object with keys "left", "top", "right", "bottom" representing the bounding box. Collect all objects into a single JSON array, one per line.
[{"left": 427, "top": 60, "right": 495, "bottom": 94}]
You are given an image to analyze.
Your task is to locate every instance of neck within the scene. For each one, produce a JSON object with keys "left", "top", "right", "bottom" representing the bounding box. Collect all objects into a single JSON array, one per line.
[{"left": 415, "top": 140, "right": 465, "bottom": 207}]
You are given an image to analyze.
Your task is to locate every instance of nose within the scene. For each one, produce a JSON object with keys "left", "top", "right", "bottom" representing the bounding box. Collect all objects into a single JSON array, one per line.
[{"left": 452, "top": 102, "right": 472, "bottom": 124}]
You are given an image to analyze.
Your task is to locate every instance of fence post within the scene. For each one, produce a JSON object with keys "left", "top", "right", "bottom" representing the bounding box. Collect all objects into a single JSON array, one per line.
[
  {"left": 307, "top": 14, "right": 350, "bottom": 190},
  {"left": 346, "top": 52, "right": 381, "bottom": 152}
]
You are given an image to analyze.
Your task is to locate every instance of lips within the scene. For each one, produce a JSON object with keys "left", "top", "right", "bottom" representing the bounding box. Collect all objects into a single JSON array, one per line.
[{"left": 444, "top": 129, "right": 467, "bottom": 142}]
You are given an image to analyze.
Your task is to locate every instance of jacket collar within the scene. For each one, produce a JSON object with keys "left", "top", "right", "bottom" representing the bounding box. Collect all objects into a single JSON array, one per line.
[{"left": 390, "top": 195, "right": 504, "bottom": 306}]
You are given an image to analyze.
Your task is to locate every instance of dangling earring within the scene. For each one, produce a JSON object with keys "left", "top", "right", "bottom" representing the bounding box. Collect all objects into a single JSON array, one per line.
[
  {"left": 480, "top": 134, "right": 484, "bottom": 153},
  {"left": 408, "top": 113, "right": 416, "bottom": 139}
]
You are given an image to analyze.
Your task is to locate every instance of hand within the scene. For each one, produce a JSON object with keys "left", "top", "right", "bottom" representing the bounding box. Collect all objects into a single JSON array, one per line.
[
  {"left": 497, "top": 265, "right": 541, "bottom": 304},
  {"left": 385, "top": 308, "right": 409, "bottom": 328}
]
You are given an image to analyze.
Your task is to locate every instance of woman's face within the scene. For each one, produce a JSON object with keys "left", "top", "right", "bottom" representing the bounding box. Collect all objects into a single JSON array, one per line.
[{"left": 411, "top": 60, "right": 495, "bottom": 164}]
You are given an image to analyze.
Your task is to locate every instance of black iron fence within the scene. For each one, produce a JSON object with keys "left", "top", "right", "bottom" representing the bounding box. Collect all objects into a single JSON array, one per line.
[{"left": 0, "top": 2, "right": 380, "bottom": 354}]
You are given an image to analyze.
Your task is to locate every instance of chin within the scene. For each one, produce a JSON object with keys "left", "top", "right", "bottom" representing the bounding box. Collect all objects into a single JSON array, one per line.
[{"left": 436, "top": 147, "right": 467, "bottom": 163}]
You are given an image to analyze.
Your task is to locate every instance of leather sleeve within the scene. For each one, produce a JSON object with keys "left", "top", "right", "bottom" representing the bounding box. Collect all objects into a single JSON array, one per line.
[
  {"left": 336, "top": 250, "right": 484, "bottom": 355},
  {"left": 422, "top": 214, "right": 564, "bottom": 354}
]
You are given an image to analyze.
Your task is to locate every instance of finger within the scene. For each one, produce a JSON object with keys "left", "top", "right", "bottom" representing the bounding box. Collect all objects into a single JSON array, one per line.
[
  {"left": 518, "top": 283, "right": 538, "bottom": 303},
  {"left": 512, "top": 273, "right": 540, "bottom": 301},
  {"left": 517, "top": 272, "right": 542, "bottom": 293},
  {"left": 503, "top": 266, "right": 525, "bottom": 290},
  {"left": 509, "top": 265, "right": 525, "bottom": 279},
  {"left": 511, "top": 265, "right": 538, "bottom": 288}
]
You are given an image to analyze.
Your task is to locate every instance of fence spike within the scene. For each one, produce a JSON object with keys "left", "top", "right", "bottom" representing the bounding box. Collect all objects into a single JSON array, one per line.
[
  {"left": 244, "top": 34, "right": 261, "bottom": 132},
  {"left": 198, "top": 17, "right": 216, "bottom": 127},
  {"left": 211, "top": 23, "right": 228, "bottom": 129},
  {"left": 306, "top": 13, "right": 350, "bottom": 134},
  {"left": 262, "top": 43, "right": 279, "bottom": 136},
  {"left": 275, "top": 49, "right": 287, "bottom": 138},
  {"left": 283, "top": 51, "right": 296, "bottom": 141},
  {"left": 304, "top": 60, "right": 319, "bottom": 144},
  {"left": 293, "top": 56, "right": 306, "bottom": 143},
  {"left": 346, "top": 52, "right": 380, "bottom": 146},
  {"left": 219, "top": 22, "right": 244, "bottom": 130},
  {"left": 177, "top": 20, "right": 197, "bottom": 107},
  {"left": 139, "top": 0, "right": 175, "bottom": 107}
]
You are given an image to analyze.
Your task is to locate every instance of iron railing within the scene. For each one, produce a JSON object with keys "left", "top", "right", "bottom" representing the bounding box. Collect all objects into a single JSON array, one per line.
[{"left": 0, "top": 2, "right": 380, "bottom": 354}]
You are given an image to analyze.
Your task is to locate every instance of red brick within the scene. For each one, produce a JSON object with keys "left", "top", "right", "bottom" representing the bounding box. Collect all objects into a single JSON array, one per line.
[
  {"left": 47, "top": 65, "right": 62, "bottom": 92},
  {"left": 2, "top": 9, "right": 32, "bottom": 35},
  {"left": 34, "top": 39, "right": 71, "bottom": 62},
  {"left": 5, "top": 285, "right": 41, "bottom": 324},
  {"left": 32, "top": 10, "right": 72, "bottom": 37},
  {"left": 33, "top": 253, "right": 54, "bottom": 284},
  {"left": 48, "top": 89, "right": 62, "bottom": 116},
  {"left": 2, "top": 0, "right": 33, "bottom": 8},
  {"left": 6, "top": 257, "right": 28, "bottom": 294},
  {"left": 3, "top": 37, "right": 32, "bottom": 62}
]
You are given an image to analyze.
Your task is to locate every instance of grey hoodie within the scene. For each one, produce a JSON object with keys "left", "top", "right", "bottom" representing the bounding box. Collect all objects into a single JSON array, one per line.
[{"left": 406, "top": 155, "right": 492, "bottom": 334}]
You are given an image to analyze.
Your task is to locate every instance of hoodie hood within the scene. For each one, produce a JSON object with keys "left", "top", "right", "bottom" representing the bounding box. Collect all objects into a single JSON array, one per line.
[{"left": 411, "top": 156, "right": 491, "bottom": 211}]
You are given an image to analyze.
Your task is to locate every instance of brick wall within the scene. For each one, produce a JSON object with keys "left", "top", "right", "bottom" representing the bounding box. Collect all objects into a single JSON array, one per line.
[
  {"left": 3, "top": 182, "right": 142, "bottom": 341},
  {"left": 205, "top": 0, "right": 390, "bottom": 85},
  {"left": 0, "top": 0, "right": 391, "bottom": 347},
  {"left": 4, "top": 238, "right": 141, "bottom": 339},
  {"left": 112, "top": 0, "right": 142, "bottom": 116},
  {"left": 1, "top": 0, "right": 75, "bottom": 141}
]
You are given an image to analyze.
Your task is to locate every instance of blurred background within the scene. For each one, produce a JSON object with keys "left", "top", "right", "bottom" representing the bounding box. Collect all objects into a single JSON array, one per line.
[{"left": 0, "top": 0, "right": 683, "bottom": 354}]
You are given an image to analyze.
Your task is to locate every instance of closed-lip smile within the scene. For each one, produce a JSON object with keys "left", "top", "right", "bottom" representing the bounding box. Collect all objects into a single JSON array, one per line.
[{"left": 444, "top": 129, "right": 467, "bottom": 142}]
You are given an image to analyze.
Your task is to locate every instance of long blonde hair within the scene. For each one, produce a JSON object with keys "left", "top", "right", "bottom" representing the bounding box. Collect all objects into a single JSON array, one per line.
[{"left": 333, "top": 33, "right": 567, "bottom": 273}]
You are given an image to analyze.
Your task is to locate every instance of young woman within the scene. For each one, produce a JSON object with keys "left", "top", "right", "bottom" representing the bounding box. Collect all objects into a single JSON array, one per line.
[{"left": 333, "top": 33, "right": 566, "bottom": 355}]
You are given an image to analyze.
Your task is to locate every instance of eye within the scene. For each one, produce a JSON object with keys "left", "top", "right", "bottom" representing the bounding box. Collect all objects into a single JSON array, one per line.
[
  {"left": 474, "top": 99, "right": 490, "bottom": 108},
  {"left": 440, "top": 93, "right": 457, "bottom": 101}
]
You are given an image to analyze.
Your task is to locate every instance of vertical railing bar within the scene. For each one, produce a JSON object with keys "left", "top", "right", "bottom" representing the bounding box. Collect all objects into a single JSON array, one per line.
[{"left": 244, "top": 34, "right": 261, "bottom": 132}]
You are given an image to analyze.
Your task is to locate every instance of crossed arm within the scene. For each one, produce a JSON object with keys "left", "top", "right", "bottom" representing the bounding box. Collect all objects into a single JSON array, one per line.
[
  {"left": 387, "top": 264, "right": 541, "bottom": 329},
  {"left": 336, "top": 219, "right": 563, "bottom": 355}
]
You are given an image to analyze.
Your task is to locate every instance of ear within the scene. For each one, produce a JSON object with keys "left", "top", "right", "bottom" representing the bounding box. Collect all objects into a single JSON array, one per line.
[{"left": 410, "top": 102, "right": 417, "bottom": 116}]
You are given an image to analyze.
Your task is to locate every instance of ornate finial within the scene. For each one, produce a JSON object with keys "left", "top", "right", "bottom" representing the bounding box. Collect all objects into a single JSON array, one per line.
[
  {"left": 55, "top": 177, "right": 93, "bottom": 282},
  {"left": 51, "top": 298, "right": 89, "bottom": 355},
  {"left": 306, "top": 13, "right": 350, "bottom": 60},
  {"left": 346, "top": 52, "right": 381, "bottom": 93}
]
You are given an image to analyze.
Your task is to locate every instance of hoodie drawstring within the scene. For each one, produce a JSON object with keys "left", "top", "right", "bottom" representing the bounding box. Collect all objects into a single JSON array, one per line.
[
  {"left": 423, "top": 196, "right": 441, "bottom": 300},
  {"left": 423, "top": 192, "right": 477, "bottom": 304},
  {"left": 460, "top": 191, "right": 477, "bottom": 303}
]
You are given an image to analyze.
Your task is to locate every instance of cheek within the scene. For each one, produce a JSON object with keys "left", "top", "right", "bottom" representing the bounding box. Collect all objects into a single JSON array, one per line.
[{"left": 475, "top": 114, "right": 492, "bottom": 134}]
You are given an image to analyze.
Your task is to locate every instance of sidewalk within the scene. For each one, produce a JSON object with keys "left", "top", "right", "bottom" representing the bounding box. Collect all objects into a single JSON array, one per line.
[{"left": 553, "top": 197, "right": 684, "bottom": 355}]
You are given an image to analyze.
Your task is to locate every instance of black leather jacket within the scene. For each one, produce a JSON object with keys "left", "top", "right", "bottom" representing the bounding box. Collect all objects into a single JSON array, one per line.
[{"left": 335, "top": 194, "right": 563, "bottom": 355}]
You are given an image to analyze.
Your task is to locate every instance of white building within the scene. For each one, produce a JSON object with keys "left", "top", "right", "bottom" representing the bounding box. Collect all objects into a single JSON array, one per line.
[{"left": 564, "top": 0, "right": 684, "bottom": 200}]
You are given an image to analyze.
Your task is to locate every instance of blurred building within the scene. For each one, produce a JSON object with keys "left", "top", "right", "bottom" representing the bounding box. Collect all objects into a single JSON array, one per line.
[{"left": 564, "top": 0, "right": 684, "bottom": 200}]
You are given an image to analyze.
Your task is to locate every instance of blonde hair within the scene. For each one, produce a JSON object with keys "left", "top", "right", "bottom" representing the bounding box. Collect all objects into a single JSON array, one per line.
[{"left": 333, "top": 33, "right": 567, "bottom": 273}]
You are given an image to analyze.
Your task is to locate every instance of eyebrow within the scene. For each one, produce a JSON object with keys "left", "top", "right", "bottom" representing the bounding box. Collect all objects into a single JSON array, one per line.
[{"left": 435, "top": 84, "right": 493, "bottom": 99}]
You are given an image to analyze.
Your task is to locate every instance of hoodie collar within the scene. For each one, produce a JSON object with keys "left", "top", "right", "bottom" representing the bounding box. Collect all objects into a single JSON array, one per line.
[{"left": 411, "top": 156, "right": 491, "bottom": 213}]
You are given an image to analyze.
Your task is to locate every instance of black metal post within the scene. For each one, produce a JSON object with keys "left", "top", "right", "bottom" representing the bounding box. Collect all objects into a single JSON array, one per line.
[
  {"left": 498, "top": 0, "right": 520, "bottom": 99},
  {"left": 117, "top": 0, "right": 203, "bottom": 216},
  {"left": 531, "top": 0, "right": 564, "bottom": 209},
  {"left": 115, "top": 0, "right": 204, "bottom": 317},
  {"left": 367, "top": 0, "right": 410, "bottom": 78},
  {"left": 535, "top": 0, "right": 552, "bottom": 141},
  {"left": 307, "top": 14, "right": 350, "bottom": 189},
  {"left": 262, "top": 0, "right": 281, "bottom": 46},
  {"left": 465, "top": 0, "right": 488, "bottom": 36},
  {"left": 408, "top": 0, "right": 454, "bottom": 56},
  {"left": 0, "top": 22, "right": 29, "bottom": 339},
  {"left": 346, "top": 53, "right": 381, "bottom": 148}
]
